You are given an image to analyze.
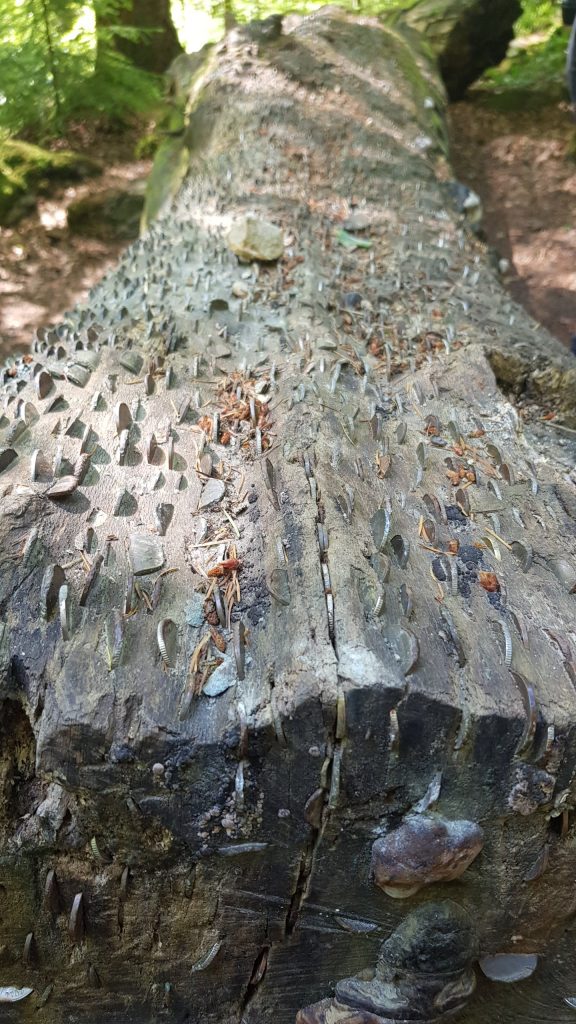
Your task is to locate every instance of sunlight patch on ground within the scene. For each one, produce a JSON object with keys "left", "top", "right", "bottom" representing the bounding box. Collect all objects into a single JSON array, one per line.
[
  {"left": 38, "top": 201, "right": 67, "bottom": 231},
  {"left": 509, "top": 30, "right": 554, "bottom": 52},
  {"left": 1, "top": 298, "right": 46, "bottom": 331}
]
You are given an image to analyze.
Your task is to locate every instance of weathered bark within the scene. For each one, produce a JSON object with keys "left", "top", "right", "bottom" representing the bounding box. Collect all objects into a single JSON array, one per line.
[
  {"left": 401, "top": 0, "right": 522, "bottom": 98},
  {"left": 1, "top": 9, "right": 576, "bottom": 1023}
]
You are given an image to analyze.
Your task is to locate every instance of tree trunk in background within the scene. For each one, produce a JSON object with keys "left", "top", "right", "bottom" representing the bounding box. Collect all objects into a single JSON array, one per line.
[
  {"left": 401, "top": 0, "right": 522, "bottom": 98},
  {"left": 1, "top": 10, "right": 576, "bottom": 1024},
  {"left": 99, "top": 0, "right": 182, "bottom": 74}
]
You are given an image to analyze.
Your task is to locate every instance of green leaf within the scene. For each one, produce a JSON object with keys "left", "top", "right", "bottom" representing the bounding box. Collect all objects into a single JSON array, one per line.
[{"left": 335, "top": 227, "right": 373, "bottom": 250}]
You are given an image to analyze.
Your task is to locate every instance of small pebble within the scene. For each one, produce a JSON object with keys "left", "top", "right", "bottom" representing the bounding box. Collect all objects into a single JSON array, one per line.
[{"left": 232, "top": 281, "right": 249, "bottom": 299}]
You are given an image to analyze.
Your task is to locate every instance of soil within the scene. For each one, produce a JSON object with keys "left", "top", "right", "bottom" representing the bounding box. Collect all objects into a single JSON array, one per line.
[
  {"left": 1, "top": 94, "right": 575, "bottom": 362},
  {"left": 0, "top": 122, "right": 152, "bottom": 362},
  {"left": 450, "top": 90, "right": 576, "bottom": 349}
]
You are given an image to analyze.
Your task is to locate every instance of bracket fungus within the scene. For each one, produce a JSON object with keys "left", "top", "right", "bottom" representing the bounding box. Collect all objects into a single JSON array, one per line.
[
  {"left": 370, "top": 813, "right": 484, "bottom": 898},
  {"left": 298, "top": 902, "right": 478, "bottom": 1023}
]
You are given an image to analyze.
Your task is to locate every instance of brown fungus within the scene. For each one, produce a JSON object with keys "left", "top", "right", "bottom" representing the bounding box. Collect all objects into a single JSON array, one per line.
[{"left": 370, "top": 814, "right": 484, "bottom": 899}]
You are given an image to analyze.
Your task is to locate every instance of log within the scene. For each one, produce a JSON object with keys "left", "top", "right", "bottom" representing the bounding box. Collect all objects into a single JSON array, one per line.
[{"left": 1, "top": 9, "right": 576, "bottom": 1023}]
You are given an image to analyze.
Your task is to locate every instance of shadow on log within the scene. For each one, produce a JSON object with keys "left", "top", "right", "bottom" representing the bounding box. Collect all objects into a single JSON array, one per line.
[{"left": 0, "top": 8, "right": 576, "bottom": 1023}]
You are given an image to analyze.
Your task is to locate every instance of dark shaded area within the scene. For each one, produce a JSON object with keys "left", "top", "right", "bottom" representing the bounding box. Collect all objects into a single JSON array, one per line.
[
  {"left": 440, "top": 0, "right": 522, "bottom": 98},
  {"left": 67, "top": 187, "right": 145, "bottom": 241},
  {"left": 403, "top": 0, "right": 521, "bottom": 99}
]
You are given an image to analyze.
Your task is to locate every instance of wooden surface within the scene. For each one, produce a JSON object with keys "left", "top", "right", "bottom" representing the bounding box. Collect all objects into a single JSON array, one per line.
[{"left": 0, "top": 9, "right": 575, "bottom": 1023}]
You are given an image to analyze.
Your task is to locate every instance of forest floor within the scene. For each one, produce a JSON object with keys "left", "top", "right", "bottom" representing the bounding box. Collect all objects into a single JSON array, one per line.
[
  {"left": 0, "top": 95, "right": 575, "bottom": 361},
  {"left": 0, "top": 122, "right": 151, "bottom": 361},
  {"left": 450, "top": 90, "right": 576, "bottom": 349}
]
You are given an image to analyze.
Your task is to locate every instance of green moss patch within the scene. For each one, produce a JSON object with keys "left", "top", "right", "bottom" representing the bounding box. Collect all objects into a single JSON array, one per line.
[{"left": 0, "top": 139, "right": 102, "bottom": 225}]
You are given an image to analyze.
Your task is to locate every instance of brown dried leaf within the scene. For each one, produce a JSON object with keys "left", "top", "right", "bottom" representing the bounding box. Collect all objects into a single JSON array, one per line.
[{"left": 479, "top": 571, "right": 500, "bottom": 593}]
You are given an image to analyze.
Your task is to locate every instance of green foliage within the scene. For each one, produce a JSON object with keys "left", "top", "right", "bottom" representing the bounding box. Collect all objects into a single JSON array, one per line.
[
  {"left": 515, "top": 0, "right": 558, "bottom": 35},
  {"left": 479, "top": 25, "right": 568, "bottom": 95},
  {"left": 0, "top": 0, "right": 160, "bottom": 139},
  {"left": 134, "top": 130, "right": 161, "bottom": 159},
  {"left": 0, "top": 0, "right": 568, "bottom": 141},
  {"left": 468, "top": 1, "right": 569, "bottom": 98},
  {"left": 72, "top": 48, "right": 161, "bottom": 121},
  {"left": 0, "top": 0, "right": 85, "bottom": 135}
]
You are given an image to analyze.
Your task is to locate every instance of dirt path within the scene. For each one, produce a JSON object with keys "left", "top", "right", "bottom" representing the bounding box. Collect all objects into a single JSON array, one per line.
[
  {"left": 0, "top": 125, "right": 151, "bottom": 362},
  {"left": 450, "top": 93, "right": 576, "bottom": 349}
]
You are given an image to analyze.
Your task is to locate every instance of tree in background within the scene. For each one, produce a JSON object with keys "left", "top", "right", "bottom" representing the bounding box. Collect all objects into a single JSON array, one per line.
[{"left": 96, "top": 0, "right": 182, "bottom": 74}]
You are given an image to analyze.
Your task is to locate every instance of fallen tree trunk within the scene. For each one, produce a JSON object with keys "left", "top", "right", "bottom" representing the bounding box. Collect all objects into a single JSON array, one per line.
[{"left": 1, "top": 9, "right": 576, "bottom": 1023}]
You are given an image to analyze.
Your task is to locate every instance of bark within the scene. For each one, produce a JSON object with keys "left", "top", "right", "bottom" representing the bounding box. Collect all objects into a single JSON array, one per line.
[
  {"left": 97, "top": 0, "right": 182, "bottom": 75},
  {"left": 37, "top": 0, "right": 63, "bottom": 120},
  {"left": 1, "top": 9, "right": 576, "bottom": 1023},
  {"left": 401, "top": 0, "right": 522, "bottom": 99}
]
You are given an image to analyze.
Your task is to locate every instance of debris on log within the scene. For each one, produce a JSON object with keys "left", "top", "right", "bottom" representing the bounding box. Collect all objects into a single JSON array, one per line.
[{"left": 0, "top": 9, "right": 575, "bottom": 1023}]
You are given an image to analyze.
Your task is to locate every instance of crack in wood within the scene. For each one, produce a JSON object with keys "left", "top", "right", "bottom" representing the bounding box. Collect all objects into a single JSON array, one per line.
[{"left": 284, "top": 452, "right": 341, "bottom": 939}]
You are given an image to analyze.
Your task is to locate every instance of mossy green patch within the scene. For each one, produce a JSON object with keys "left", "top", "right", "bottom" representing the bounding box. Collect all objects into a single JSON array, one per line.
[
  {"left": 0, "top": 139, "right": 102, "bottom": 225},
  {"left": 142, "top": 46, "right": 217, "bottom": 230},
  {"left": 141, "top": 137, "right": 190, "bottom": 230}
]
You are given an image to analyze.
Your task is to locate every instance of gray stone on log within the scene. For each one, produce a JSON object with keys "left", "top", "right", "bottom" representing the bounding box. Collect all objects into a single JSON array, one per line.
[
  {"left": 227, "top": 215, "right": 284, "bottom": 262},
  {"left": 202, "top": 657, "right": 236, "bottom": 697},
  {"left": 479, "top": 953, "right": 539, "bottom": 982},
  {"left": 198, "top": 477, "right": 225, "bottom": 509}
]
